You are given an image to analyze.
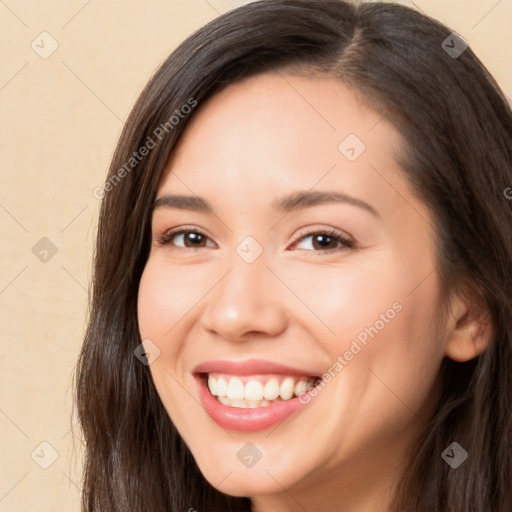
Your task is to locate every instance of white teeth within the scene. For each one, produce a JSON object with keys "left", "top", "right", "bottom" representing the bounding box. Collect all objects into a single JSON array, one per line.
[
  {"left": 217, "top": 397, "right": 275, "bottom": 408},
  {"left": 217, "top": 396, "right": 230, "bottom": 405},
  {"left": 246, "top": 400, "right": 263, "bottom": 408},
  {"left": 230, "top": 399, "right": 247, "bottom": 408},
  {"left": 226, "top": 377, "right": 245, "bottom": 400},
  {"left": 280, "top": 377, "right": 295, "bottom": 400},
  {"left": 294, "top": 380, "right": 309, "bottom": 396},
  {"left": 206, "top": 374, "right": 316, "bottom": 406},
  {"left": 263, "top": 378, "right": 280, "bottom": 400},
  {"left": 208, "top": 375, "right": 218, "bottom": 396},
  {"left": 217, "top": 377, "right": 228, "bottom": 397},
  {"left": 244, "top": 380, "right": 264, "bottom": 401}
]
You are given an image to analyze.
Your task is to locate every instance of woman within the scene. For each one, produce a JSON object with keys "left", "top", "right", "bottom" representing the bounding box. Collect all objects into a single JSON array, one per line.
[{"left": 75, "top": 1, "right": 512, "bottom": 511}]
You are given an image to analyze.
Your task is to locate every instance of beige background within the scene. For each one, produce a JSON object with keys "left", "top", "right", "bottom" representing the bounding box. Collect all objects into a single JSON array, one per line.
[{"left": 0, "top": 0, "right": 510, "bottom": 510}]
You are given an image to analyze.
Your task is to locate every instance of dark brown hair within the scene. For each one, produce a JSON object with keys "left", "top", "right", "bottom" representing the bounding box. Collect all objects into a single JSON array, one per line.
[{"left": 75, "top": 1, "right": 512, "bottom": 510}]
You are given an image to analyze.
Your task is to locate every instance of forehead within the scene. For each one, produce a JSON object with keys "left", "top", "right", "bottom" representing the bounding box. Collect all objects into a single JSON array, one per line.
[{"left": 158, "top": 71, "right": 407, "bottom": 219}]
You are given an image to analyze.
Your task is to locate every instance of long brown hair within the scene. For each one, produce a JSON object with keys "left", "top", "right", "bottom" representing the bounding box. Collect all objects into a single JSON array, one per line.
[{"left": 75, "top": 1, "right": 512, "bottom": 510}]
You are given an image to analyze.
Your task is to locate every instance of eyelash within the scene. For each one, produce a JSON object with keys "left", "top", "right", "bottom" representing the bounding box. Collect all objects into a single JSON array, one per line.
[{"left": 156, "top": 226, "right": 355, "bottom": 253}]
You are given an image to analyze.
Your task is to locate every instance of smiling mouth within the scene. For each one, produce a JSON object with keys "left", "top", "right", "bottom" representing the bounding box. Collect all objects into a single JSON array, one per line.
[{"left": 201, "top": 373, "right": 320, "bottom": 408}]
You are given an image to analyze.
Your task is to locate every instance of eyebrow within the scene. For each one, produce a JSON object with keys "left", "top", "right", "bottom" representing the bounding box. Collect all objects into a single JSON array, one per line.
[{"left": 153, "top": 190, "right": 379, "bottom": 217}]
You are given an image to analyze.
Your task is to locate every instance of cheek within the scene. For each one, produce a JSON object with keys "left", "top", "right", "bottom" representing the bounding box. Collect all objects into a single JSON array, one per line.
[
  {"left": 290, "top": 258, "right": 444, "bottom": 462},
  {"left": 137, "top": 266, "right": 167, "bottom": 343},
  {"left": 136, "top": 261, "right": 198, "bottom": 418},
  {"left": 136, "top": 261, "right": 191, "bottom": 393},
  {"left": 137, "top": 259, "right": 202, "bottom": 344},
  {"left": 276, "top": 253, "right": 408, "bottom": 347},
  {"left": 285, "top": 250, "right": 444, "bottom": 399},
  {"left": 339, "top": 264, "right": 443, "bottom": 429}
]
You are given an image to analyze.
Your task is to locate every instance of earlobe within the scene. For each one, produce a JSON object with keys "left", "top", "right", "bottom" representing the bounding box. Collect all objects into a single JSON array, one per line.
[{"left": 444, "top": 294, "right": 493, "bottom": 362}]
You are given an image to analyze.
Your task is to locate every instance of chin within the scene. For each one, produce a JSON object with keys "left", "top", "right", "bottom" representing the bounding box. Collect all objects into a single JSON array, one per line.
[{"left": 206, "top": 471, "right": 290, "bottom": 498}]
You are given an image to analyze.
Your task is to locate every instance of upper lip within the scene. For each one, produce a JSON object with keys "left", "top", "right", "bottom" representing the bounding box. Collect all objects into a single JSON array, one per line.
[{"left": 193, "top": 359, "right": 320, "bottom": 377}]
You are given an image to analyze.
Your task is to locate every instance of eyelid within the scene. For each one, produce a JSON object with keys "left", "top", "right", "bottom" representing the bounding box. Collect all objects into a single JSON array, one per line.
[{"left": 293, "top": 225, "right": 354, "bottom": 242}]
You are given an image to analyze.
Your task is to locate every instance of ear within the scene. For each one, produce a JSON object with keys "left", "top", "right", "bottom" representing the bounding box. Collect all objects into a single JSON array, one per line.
[{"left": 445, "top": 290, "right": 493, "bottom": 362}]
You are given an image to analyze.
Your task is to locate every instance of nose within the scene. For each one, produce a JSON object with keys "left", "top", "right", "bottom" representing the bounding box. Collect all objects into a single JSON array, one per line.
[{"left": 200, "top": 252, "right": 288, "bottom": 342}]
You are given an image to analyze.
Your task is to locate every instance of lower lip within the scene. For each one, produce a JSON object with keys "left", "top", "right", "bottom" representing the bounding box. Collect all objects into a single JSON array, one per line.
[{"left": 195, "top": 375, "right": 311, "bottom": 432}]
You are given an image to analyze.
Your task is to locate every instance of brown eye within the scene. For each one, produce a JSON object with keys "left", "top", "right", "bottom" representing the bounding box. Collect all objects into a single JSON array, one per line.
[
  {"left": 291, "top": 229, "right": 355, "bottom": 252},
  {"left": 157, "top": 229, "right": 216, "bottom": 249}
]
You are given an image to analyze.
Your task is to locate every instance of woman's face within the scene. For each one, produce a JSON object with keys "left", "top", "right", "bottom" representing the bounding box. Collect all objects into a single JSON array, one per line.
[{"left": 137, "top": 71, "right": 451, "bottom": 507}]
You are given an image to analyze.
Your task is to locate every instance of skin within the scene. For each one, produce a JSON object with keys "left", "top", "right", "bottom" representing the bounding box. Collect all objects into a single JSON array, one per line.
[{"left": 137, "top": 71, "right": 491, "bottom": 512}]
